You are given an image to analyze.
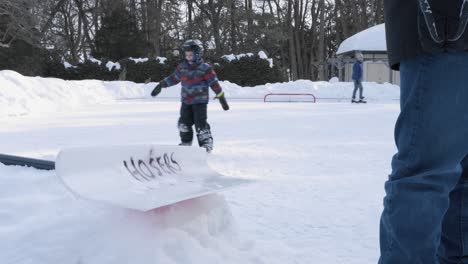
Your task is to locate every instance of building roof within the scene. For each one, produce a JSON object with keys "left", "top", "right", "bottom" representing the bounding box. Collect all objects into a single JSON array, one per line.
[{"left": 336, "top": 24, "right": 387, "bottom": 55}]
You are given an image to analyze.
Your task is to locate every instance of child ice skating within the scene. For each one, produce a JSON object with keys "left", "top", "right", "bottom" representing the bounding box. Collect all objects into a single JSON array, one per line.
[{"left": 151, "top": 39, "right": 229, "bottom": 153}]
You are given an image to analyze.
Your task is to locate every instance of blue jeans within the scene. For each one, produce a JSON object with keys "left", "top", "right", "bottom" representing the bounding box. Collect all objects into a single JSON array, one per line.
[
  {"left": 379, "top": 52, "right": 468, "bottom": 264},
  {"left": 352, "top": 79, "right": 364, "bottom": 99}
]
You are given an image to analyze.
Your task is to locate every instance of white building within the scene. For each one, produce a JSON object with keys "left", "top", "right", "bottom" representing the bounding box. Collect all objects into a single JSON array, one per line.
[{"left": 332, "top": 24, "right": 400, "bottom": 85}]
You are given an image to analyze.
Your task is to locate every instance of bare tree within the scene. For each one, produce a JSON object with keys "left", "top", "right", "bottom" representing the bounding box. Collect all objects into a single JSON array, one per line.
[
  {"left": 229, "top": 0, "right": 237, "bottom": 52},
  {"left": 1, "top": 0, "right": 385, "bottom": 81},
  {"left": 286, "top": 0, "right": 297, "bottom": 80},
  {"left": 0, "top": 0, "right": 39, "bottom": 48},
  {"left": 146, "top": 0, "right": 164, "bottom": 56},
  {"left": 187, "top": 0, "right": 194, "bottom": 38},
  {"left": 193, "top": 0, "right": 226, "bottom": 55},
  {"left": 74, "top": 0, "right": 96, "bottom": 56},
  {"left": 317, "top": 0, "right": 325, "bottom": 80},
  {"left": 58, "top": 0, "right": 83, "bottom": 63}
]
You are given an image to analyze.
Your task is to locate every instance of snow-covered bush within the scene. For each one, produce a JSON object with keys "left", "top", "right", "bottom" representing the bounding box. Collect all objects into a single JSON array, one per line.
[{"left": 43, "top": 54, "right": 285, "bottom": 85}]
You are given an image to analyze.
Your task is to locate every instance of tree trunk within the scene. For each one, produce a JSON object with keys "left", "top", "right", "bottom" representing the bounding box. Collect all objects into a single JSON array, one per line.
[
  {"left": 192, "top": 0, "right": 224, "bottom": 55},
  {"left": 187, "top": 0, "right": 193, "bottom": 38},
  {"left": 147, "top": 0, "right": 163, "bottom": 56},
  {"left": 246, "top": 0, "right": 253, "bottom": 47},
  {"left": 142, "top": 0, "right": 148, "bottom": 42},
  {"left": 293, "top": 0, "right": 304, "bottom": 78},
  {"left": 92, "top": 0, "right": 100, "bottom": 32},
  {"left": 74, "top": 0, "right": 96, "bottom": 54},
  {"left": 212, "top": 14, "right": 221, "bottom": 55},
  {"left": 62, "top": 4, "right": 78, "bottom": 64},
  {"left": 335, "top": 0, "right": 350, "bottom": 39},
  {"left": 266, "top": 0, "right": 274, "bottom": 16},
  {"left": 287, "top": 0, "right": 298, "bottom": 80},
  {"left": 155, "top": 0, "right": 163, "bottom": 56},
  {"left": 129, "top": 0, "right": 137, "bottom": 20},
  {"left": 317, "top": 0, "right": 325, "bottom": 80},
  {"left": 40, "top": 0, "right": 68, "bottom": 34},
  {"left": 230, "top": 0, "right": 237, "bottom": 52}
]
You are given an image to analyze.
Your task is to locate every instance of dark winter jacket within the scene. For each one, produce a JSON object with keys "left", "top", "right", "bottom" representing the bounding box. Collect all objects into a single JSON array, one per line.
[
  {"left": 352, "top": 61, "right": 363, "bottom": 81},
  {"left": 384, "top": 0, "right": 468, "bottom": 70},
  {"left": 162, "top": 60, "right": 223, "bottom": 105}
]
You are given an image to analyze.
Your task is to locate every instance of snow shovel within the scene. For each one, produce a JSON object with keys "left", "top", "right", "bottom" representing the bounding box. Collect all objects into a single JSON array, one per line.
[{"left": 55, "top": 144, "right": 250, "bottom": 211}]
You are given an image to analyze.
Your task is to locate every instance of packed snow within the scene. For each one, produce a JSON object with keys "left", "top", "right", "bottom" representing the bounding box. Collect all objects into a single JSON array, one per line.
[
  {"left": 0, "top": 70, "right": 399, "bottom": 118},
  {"left": 337, "top": 23, "right": 387, "bottom": 55},
  {"left": 0, "top": 70, "right": 400, "bottom": 263}
]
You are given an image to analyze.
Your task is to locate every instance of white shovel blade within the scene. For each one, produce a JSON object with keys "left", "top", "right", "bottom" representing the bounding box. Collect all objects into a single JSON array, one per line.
[{"left": 55, "top": 144, "right": 249, "bottom": 211}]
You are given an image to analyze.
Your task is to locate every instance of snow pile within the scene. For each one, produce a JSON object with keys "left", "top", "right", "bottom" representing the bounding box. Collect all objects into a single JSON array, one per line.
[
  {"left": 222, "top": 51, "right": 274, "bottom": 67},
  {"left": 0, "top": 70, "right": 147, "bottom": 117},
  {"left": 0, "top": 163, "right": 255, "bottom": 263},
  {"left": 0, "top": 70, "right": 400, "bottom": 117},
  {"left": 337, "top": 23, "right": 387, "bottom": 55}
]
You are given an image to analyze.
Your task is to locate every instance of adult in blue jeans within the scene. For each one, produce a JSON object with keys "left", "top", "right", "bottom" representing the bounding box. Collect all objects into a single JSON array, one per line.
[
  {"left": 351, "top": 52, "right": 365, "bottom": 103},
  {"left": 379, "top": 0, "right": 468, "bottom": 263}
]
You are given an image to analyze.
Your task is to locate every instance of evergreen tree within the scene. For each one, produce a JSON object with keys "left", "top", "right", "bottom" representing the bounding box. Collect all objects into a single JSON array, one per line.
[{"left": 93, "top": 3, "right": 148, "bottom": 61}]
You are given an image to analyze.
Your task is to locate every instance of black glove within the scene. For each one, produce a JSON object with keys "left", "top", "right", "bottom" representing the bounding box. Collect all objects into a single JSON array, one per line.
[
  {"left": 214, "top": 91, "right": 229, "bottom": 111},
  {"left": 151, "top": 83, "right": 162, "bottom": 97}
]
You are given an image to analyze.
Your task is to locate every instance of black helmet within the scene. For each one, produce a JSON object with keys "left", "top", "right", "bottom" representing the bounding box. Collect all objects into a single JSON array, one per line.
[{"left": 182, "top": 39, "right": 203, "bottom": 63}]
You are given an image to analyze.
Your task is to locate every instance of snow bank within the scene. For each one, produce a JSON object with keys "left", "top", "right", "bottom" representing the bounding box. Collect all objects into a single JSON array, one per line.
[
  {"left": 0, "top": 70, "right": 150, "bottom": 117},
  {"left": 0, "top": 70, "right": 400, "bottom": 117},
  {"left": 158, "top": 79, "right": 400, "bottom": 102}
]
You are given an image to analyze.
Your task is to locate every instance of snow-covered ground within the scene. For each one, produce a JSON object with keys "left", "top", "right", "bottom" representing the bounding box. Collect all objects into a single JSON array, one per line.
[
  {"left": 0, "top": 70, "right": 399, "bottom": 117},
  {"left": 0, "top": 71, "right": 400, "bottom": 263}
]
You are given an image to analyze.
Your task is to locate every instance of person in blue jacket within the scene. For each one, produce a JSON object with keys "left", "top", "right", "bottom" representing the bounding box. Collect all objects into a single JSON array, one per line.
[{"left": 351, "top": 52, "right": 365, "bottom": 103}]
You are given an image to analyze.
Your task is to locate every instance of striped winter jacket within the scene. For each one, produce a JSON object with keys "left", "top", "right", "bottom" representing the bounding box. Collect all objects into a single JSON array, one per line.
[{"left": 162, "top": 60, "right": 223, "bottom": 105}]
